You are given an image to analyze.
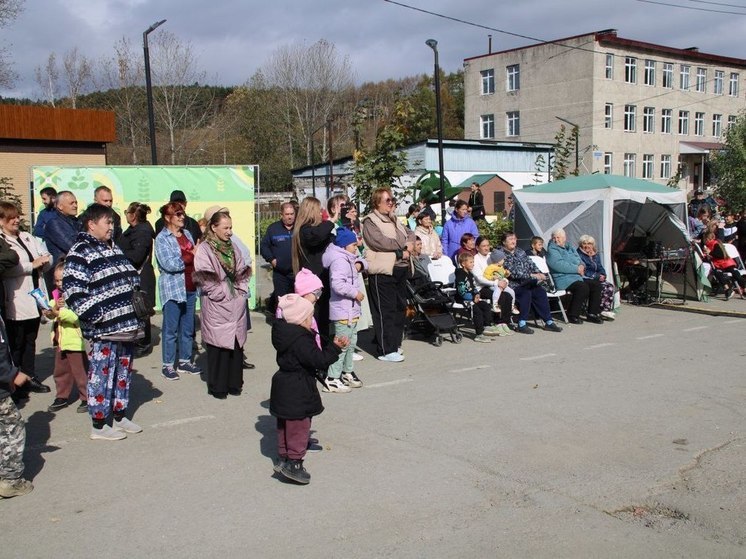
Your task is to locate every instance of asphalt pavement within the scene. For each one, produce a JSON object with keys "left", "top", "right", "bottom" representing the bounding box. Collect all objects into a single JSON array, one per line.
[{"left": 1, "top": 302, "right": 744, "bottom": 558}]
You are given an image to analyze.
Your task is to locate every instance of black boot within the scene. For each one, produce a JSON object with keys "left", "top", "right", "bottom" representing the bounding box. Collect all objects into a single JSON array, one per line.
[
  {"left": 26, "top": 376, "right": 51, "bottom": 393},
  {"left": 280, "top": 459, "right": 310, "bottom": 484}
]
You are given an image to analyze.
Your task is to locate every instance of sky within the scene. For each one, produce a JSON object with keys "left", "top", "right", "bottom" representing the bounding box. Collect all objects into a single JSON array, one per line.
[{"left": 2, "top": 0, "right": 745, "bottom": 99}]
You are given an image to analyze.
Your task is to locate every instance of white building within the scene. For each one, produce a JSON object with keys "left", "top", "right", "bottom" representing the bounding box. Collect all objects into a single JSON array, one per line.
[{"left": 463, "top": 29, "right": 746, "bottom": 193}]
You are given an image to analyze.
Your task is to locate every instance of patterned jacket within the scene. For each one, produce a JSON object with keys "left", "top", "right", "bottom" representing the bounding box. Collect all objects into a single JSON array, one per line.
[
  {"left": 503, "top": 247, "right": 541, "bottom": 289},
  {"left": 62, "top": 232, "right": 141, "bottom": 340}
]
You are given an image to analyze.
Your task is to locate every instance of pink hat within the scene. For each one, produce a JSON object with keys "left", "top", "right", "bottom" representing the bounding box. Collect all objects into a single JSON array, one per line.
[
  {"left": 278, "top": 293, "right": 314, "bottom": 325},
  {"left": 294, "top": 268, "right": 323, "bottom": 296}
]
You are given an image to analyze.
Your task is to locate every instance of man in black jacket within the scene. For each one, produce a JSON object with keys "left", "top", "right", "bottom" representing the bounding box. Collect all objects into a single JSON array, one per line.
[
  {"left": 0, "top": 314, "right": 33, "bottom": 499},
  {"left": 260, "top": 202, "right": 295, "bottom": 312}
]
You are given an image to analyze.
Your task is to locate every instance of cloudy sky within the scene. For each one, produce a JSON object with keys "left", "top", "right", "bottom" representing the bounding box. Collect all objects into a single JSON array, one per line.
[{"left": 2, "top": 0, "right": 745, "bottom": 98}]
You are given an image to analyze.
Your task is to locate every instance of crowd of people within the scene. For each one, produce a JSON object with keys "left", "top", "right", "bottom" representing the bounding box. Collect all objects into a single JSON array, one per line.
[{"left": 3, "top": 183, "right": 743, "bottom": 492}]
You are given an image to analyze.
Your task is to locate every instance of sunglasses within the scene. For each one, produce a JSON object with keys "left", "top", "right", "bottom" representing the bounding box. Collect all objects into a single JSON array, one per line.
[
  {"left": 169, "top": 211, "right": 185, "bottom": 218},
  {"left": 310, "top": 288, "right": 323, "bottom": 300},
  {"left": 383, "top": 198, "right": 394, "bottom": 205}
]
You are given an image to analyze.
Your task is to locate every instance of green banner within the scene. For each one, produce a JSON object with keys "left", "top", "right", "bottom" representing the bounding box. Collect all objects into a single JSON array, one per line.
[{"left": 32, "top": 165, "right": 257, "bottom": 308}]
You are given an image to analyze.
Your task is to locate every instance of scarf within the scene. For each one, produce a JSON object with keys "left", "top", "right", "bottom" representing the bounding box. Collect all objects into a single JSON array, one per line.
[{"left": 207, "top": 237, "right": 237, "bottom": 288}]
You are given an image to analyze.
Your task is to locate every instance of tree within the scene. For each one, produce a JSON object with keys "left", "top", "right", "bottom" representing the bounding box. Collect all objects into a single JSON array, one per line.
[
  {"left": 261, "top": 39, "right": 355, "bottom": 168},
  {"left": 711, "top": 112, "right": 746, "bottom": 210},
  {"left": 551, "top": 124, "right": 578, "bottom": 180},
  {"left": 150, "top": 30, "right": 217, "bottom": 164},
  {"left": 0, "top": 176, "right": 28, "bottom": 230},
  {"left": 95, "top": 37, "right": 147, "bottom": 164},
  {"left": 62, "top": 47, "right": 92, "bottom": 109},
  {"left": 0, "top": 0, "right": 23, "bottom": 88},
  {"left": 351, "top": 97, "right": 411, "bottom": 211},
  {"left": 34, "top": 53, "right": 59, "bottom": 107}
]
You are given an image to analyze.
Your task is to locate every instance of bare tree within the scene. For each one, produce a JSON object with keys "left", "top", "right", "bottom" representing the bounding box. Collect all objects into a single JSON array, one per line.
[
  {"left": 96, "top": 37, "right": 146, "bottom": 164},
  {"left": 261, "top": 39, "right": 355, "bottom": 167},
  {"left": 34, "top": 53, "right": 59, "bottom": 107},
  {"left": 0, "top": 0, "right": 23, "bottom": 88},
  {"left": 149, "top": 30, "right": 217, "bottom": 165},
  {"left": 62, "top": 47, "right": 92, "bottom": 108}
]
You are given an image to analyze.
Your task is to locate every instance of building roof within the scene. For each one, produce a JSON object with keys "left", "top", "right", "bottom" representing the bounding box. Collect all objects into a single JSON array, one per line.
[
  {"left": 679, "top": 141, "right": 725, "bottom": 155},
  {"left": 456, "top": 174, "right": 497, "bottom": 188},
  {"left": 524, "top": 174, "right": 676, "bottom": 194},
  {"left": 0, "top": 105, "right": 116, "bottom": 143},
  {"left": 464, "top": 29, "right": 746, "bottom": 69}
]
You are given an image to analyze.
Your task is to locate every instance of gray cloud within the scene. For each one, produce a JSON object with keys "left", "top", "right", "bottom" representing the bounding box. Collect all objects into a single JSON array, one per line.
[{"left": 2, "top": 0, "right": 744, "bottom": 99}]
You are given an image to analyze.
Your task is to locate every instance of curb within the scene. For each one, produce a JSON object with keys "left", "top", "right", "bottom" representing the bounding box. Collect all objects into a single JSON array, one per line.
[{"left": 650, "top": 302, "right": 746, "bottom": 319}]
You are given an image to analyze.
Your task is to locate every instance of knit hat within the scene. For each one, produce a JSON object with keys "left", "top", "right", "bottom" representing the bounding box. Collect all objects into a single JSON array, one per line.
[
  {"left": 490, "top": 249, "right": 506, "bottom": 263},
  {"left": 293, "top": 268, "right": 323, "bottom": 296},
  {"left": 333, "top": 227, "right": 357, "bottom": 248},
  {"left": 170, "top": 189, "right": 187, "bottom": 203},
  {"left": 277, "top": 294, "right": 314, "bottom": 325}
]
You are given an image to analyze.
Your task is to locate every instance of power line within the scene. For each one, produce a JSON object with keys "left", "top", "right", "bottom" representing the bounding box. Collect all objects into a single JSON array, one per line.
[
  {"left": 635, "top": 0, "right": 746, "bottom": 14},
  {"left": 688, "top": 0, "right": 746, "bottom": 8}
]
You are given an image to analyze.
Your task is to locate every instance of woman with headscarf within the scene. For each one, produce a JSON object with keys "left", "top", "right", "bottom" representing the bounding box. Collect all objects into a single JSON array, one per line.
[{"left": 194, "top": 208, "right": 251, "bottom": 399}]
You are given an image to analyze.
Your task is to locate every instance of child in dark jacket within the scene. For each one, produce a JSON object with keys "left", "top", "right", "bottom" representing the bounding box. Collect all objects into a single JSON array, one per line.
[
  {"left": 270, "top": 294, "right": 347, "bottom": 484},
  {"left": 455, "top": 253, "right": 499, "bottom": 343}
]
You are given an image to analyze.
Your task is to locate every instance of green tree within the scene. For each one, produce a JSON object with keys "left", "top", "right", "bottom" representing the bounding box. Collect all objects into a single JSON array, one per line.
[
  {"left": 351, "top": 97, "right": 411, "bottom": 212},
  {"left": 712, "top": 112, "right": 746, "bottom": 210},
  {"left": 551, "top": 124, "right": 578, "bottom": 180},
  {"left": 0, "top": 176, "right": 28, "bottom": 230}
]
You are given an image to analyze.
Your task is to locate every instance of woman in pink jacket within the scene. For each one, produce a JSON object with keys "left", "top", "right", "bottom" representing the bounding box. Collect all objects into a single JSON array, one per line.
[{"left": 194, "top": 208, "right": 251, "bottom": 399}]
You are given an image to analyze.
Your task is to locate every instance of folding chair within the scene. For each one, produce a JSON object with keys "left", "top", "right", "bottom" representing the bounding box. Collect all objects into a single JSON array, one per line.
[
  {"left": 724, "top": 243, "right": 746, "bottom": 275},
  {"left": 529, "top": 255, "right": 569, "bottom": 324}
]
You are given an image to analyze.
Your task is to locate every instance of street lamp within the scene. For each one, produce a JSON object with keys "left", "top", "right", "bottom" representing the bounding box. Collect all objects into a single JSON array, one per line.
[
  {"left": 555, "top": 116, "right": 579, "bottom": 175},
  {"left": 426, "top": 38, "right": 447, "bottom": 224},
  {"left": 144, "top": 19, "right": 166, "bottom": 165}
]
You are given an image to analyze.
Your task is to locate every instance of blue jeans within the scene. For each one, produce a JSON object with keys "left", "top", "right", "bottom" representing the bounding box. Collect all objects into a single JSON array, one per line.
[{"left": 161, "top": 291, "right": 196, "bottom": 366}]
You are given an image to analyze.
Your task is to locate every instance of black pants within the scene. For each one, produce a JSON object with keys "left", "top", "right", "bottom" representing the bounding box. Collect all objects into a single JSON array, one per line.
[
  {"left": 6, "top": 317, "right": 41, "bottom": 376},
  {"left": 367, "top": 268, "right": 407, "bottom": 356},
  {"left": 471, "top": 300, "right": 493, "bottom": 335},
  {"left": 206, "top": 341, "right": 244, "bottom": 396},
  {"left": 565, "top": 280, "right": 602, "bottom": 317},
  {"left": 269, "top": 271, "right": 294, "bottom": 312}
]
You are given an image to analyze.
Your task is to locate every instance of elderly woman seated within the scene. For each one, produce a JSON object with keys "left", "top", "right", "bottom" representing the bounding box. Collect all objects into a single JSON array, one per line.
[
  {"left": 546, "top": 228, "right": 603, "bottom": 324},
  {"left": 577, "top": 235, "right": 616, "bottom": 320}
]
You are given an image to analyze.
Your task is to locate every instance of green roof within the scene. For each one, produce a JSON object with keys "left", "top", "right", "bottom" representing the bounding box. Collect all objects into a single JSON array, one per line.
[
  {"left": 456, "top": 174, "right": 497, "bottom": 188},
  {"left": 522, "top": 174, "right": 676, "bottom": 194}
]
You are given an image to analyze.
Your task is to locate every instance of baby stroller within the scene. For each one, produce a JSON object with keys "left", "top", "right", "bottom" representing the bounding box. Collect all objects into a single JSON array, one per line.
[{"left": 405, "top": 258, "right": 463, "bottom": 346}]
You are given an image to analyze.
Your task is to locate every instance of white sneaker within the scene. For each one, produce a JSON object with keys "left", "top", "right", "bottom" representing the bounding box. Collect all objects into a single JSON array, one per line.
[
  {"left": 322, "top": 377, "right": 351, "bottom": 393},
  {"left": 114, "top": 417, "right": 143, "bottom": 434},
  {"left": 90, "top": 425, "right": 127, "bottom": 441},
  {"left": 341, "top": 371, "right": 363, "bottom": 388},
  {"left": 352, "top": 352, "right": 364, "bottom": 362},
  {"left": 378, "top": 352, "right": 405, "bottom": 363},
  {"left": 483, "top": 326, "right": 502, "bottom": 336},
  {"left": 473, "top": 334, "right": 493, "bottom": 343},
  {"left": 512, "top": 306, "right": 520, "bottom": 315},
  {"left": 600, "top": 311, "right": 616, "bottom": 320},
  {"left": 498, "top": 323, "right": 514, "bottom": 336}
]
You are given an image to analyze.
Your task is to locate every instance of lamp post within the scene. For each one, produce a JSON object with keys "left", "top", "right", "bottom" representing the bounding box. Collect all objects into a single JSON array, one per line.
[
  {"left": 555, "top": 116, "right": 579, "bottom": 175},
  {"left": 426, "top": 39, "right": 446, "bottom": 224},
  {"left": 144, "top": 19, "right": 166, "bottom": 165},
  {"left": 309, "top": 121, "right": 329, "bottom": 199}
]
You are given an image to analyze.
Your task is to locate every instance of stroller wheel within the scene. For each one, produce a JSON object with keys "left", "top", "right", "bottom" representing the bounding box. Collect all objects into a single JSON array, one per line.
[
  {"left": 452, "top": 331, "right": 464, "bottom": 344},
  {"left": 433, "top": 336, "right": 443, "bottom": 347}
]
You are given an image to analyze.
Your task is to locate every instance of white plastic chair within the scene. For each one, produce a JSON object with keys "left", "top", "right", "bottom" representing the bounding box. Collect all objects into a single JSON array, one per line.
[
  {"left": 529, "top": 255, "right": 569, "bottom": 323},
  {"left": 724, "top": 243, "right": 746, "bottom": 275}
]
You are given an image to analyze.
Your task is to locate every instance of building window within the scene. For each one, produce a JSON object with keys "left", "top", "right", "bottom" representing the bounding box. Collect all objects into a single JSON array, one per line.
[
  {"left": 624, "top": 104, "right": 636, "bottom": 132},
  {"left": 678, "top": 110, "right": 689, "bottom": 135},
  {"left": 661, "top": 108, "right": 672, "bottom": 134},
  {"left": 604, "top": 153, "right": 613, "bottom": 174},
  {"left": 506, "top": 64, "right": 520, "bottom": 92},
  {"left": 696, "top": 68, "right": 706, "bottom": 92},
  {"left": 660, "top": 155, "right": 672, "bottom": 179},
  {"left": 605, "top": 53, "right": 613, "bottom": 79},
  {"left": 713, "top": 114, "right": 722, "bottom": 137},
  {"left": 644, "top": 60, "right": 655, "bottom": 86},
  {"left": 480, "top": 69, "right": 495, "bottom": 95},
  {"left": 493, "top": 191, "right": 506, "bottom": 213},
  {"left": 662, "top": 63, "right": 673, "bottom": 88},
  {"left": 625, "top": 57, "right": 637, "bottom": 84},
  {"left": 643, "top": 107, "right": 655, "bottom": 133},
  {"left": 623, "top": 153, "right": 636, "bottom": 177},
  {"left": 729, "top": 72, "right": 739, "bottom": 96},
  {"left": 506, "top": 111, "right": 520, "bottom": 136},
  {"left": 480, "top": 114, "right": 495, "bottom": 139},
  {"left": 680, "top": 65, "right": 691, "bottom": 90},
  {"left": 604, "top": 103, "right": 613, "bottom": 129},
  {"left": 694, "top": 112, "right": 705, "bottom": 136},
  {"left": 642, "top": 154, "right": 654, "bottom": 179},
  {"left": 728, "top": 115, "right": 737, "bottom": 128},
  {"left": 714, "top": 70, "right": 724, "bottom": 94}
]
